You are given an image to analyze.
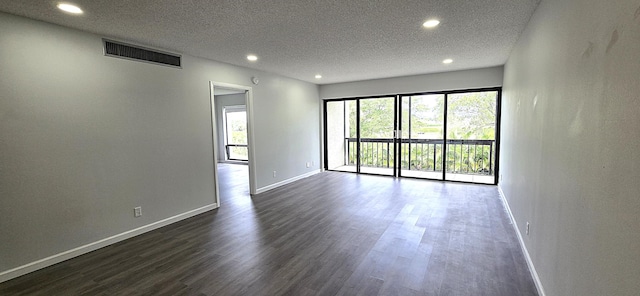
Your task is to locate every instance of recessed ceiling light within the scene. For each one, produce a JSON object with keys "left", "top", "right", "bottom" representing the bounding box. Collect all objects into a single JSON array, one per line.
[
  {"left": 443, "top": 59, "right": 453, "bottom": 64},
  {"left": 423, "top": 19, "right": 440, "bottom": 28},
  {"left": 247, "top": 55, "right": 258, "bottom": 61},
  {"left": 315, "top": 74, "right": 322, "bottom": 79},
  {"left": 57, "top": 3, "right": 83, "bottom": 14}
]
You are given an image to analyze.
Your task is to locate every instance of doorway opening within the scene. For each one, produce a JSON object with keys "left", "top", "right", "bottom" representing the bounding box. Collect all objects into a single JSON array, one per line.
[
  {"left": 324, "top": 88, "right": 501, "bottom": 185},
  {"left": 210, "top": 82, "right": 257, "bottom": 208}
]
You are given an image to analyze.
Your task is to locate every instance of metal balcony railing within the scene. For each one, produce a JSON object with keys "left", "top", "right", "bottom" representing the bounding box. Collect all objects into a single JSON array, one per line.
[
  {"left": 225, "top": 144, "right": 248, "bottom": 161},
  {"left": 345, "top": 138, "right": 495, "bottom": 175}
]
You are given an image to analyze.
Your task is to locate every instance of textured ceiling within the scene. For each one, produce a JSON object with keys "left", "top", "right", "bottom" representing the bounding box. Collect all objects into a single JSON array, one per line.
[{"left": 0, "top": 0, "right": 540, "bottom": 84}]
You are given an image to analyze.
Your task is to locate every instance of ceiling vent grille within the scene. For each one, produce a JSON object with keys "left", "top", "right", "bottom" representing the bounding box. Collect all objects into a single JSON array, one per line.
[{"left": 103, "top": 39, "right": 181, "bottom": 68}]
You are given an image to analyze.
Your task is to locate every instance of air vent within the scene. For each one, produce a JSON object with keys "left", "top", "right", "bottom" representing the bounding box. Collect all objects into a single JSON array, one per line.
[{"left": 103, "top": 39, "right": 181, "bottom": 68}]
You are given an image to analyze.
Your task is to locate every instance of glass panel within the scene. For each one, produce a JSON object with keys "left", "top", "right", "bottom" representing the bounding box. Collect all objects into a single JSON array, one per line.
[
  {"left": 225, "top": 109, "right": 248, "bottom": 161},
  {"left": 358, "top": 97, "right": 395, "bottom": 176},
  {"left": 444, "top": 91, "right": 497, "bottom": 184},
  {"left": 228, "top": 146, "right": 248, "bottom": 161},
  {"left": 400, "top": 94, "right": 445, "bottom": 179},
  {"left": 326, "top": 100, "right": 357, "bottom": 172}
]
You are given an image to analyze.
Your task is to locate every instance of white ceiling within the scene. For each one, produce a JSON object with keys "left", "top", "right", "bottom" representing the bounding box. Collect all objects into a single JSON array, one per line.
[{"left": 0, "top": 0, "right": 540, "bottom": 84}]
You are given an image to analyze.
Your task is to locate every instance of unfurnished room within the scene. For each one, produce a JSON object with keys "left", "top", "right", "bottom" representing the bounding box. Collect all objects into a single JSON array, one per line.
[{"left": 1, "top": 1, "right": 639, "bottom": 295}]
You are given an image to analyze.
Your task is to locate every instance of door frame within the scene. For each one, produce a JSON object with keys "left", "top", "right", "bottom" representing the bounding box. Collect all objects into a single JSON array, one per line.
[
  {"left": 357, "top": 95, "right": 398, "bottom": 176},
  {"left": 396, "top": 93, "right": 449, "bottom": 180},
  {"left": 209, "top": 81, "right": 257, "bottom": 208},
  {"left": 323, "top": 95, "right": 399, "bottom": 177}
]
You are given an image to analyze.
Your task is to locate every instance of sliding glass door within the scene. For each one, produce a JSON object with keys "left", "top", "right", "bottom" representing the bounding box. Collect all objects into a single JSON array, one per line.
[
  {"left": 399, "top": 94, "right": 445, "bottom": 179},
  {"left": 444, "top": 91, "right": 498, "bottom": 184},
  {"left": 324, "top": 88, "right": 500, "bottom": 184},
  {"left": 358, "top": 97, "right": 396, "bottom": 176}
]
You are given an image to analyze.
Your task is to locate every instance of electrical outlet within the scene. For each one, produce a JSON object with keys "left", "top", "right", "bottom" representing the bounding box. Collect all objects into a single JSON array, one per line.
[
  {"left": 273, "top": 170, "right": 276, "bottom": 178},
  {"left": 311, "top": 161, "right": 315, "bottom": 167},
  {"left": 134, "top": 206, "right": 142, "bottom": 217},
  {"left": 526, "top": 222, "right": 530, "bottom": 235},
  {"left": 306, "top": 162, "right": 311, "bottom": 168}
]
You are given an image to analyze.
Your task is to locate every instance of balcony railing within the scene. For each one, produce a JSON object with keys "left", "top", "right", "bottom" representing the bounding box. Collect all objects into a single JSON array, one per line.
[
  {"left": 225, "top": 144, "right": 248, "bottom": 161},
  {"left": 345, "top": 138, "right": 495, "bottom": 175}
]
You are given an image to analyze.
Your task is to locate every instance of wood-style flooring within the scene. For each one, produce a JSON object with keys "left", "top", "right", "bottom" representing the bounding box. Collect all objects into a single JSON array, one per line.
[{"left": 0, "top": 163, "right": 538, "bottom": 295}]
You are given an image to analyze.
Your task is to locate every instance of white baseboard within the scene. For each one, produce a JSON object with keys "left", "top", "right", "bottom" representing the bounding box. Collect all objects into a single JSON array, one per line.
[
  {"left": 255, "top": 169, "right": 321, "bottom": 194},
  {"left": 498, "top": 186, "right": 546, "bottom": 296},
  {"left": 0, "top": 203, "right": 218, "bottom": 283}
]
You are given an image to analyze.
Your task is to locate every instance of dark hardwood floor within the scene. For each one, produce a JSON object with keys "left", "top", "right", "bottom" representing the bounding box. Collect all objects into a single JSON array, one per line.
[{"left": 0, "top": 164, "right": 538, "bottom": 295}]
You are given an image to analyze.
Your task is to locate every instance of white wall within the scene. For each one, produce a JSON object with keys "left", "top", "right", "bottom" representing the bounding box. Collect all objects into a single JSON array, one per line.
[
  {"left": 325, "top": 101, "right": 346, "bottom": 169},
  {"left": 318, "top": 66, "right": 504, "bottom": 172},
  {"left": 214, "top": 94, "right": 246, "bottom": 162},
  {"left": 501, "top": 0, "right": 640, "bottom": 295},
  {"left": 319, "top": 66, "right": 503, "bottom": 99},
  {"left": 0, "top": 12, "right": 319, "bottom": 279}
]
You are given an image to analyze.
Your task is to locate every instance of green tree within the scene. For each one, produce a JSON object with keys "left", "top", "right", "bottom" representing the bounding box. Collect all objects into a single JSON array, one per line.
[
  {"left": 349, "top": 97, "right": 395, "bottom": 138},
  {"left": 437, "top": 91, "right": 497, "bottom": 140}
]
